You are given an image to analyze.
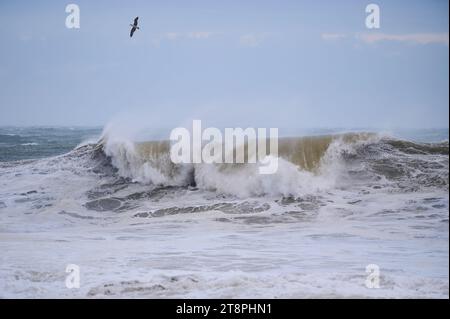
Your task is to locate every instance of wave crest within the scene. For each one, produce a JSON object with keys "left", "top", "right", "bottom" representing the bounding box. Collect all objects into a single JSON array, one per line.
[{"left": 98, "top": 132, "right": 381, "bottom": 196}]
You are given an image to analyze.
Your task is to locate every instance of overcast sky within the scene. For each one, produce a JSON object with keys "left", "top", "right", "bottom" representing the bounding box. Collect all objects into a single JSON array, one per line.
[{"left": 0, "top": 0, "right": 448, "bottom": 130}]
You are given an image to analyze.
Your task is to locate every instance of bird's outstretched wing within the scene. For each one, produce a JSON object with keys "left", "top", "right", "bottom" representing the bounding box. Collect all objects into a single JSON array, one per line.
[
  {"left": 130, "top": 27, "right": 136, "bottom": 37},
  {"left": 134, "top": 17, "right": 139, "bottom": 26}
]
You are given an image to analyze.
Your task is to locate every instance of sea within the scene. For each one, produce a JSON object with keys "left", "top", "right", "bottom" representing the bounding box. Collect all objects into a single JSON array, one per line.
[{"left": 0, "top": 126, "right": 448, "bottom": 298}]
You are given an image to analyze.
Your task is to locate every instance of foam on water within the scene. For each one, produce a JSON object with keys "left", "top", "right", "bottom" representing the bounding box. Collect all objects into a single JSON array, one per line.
[{"left": 0, "top": 127, "right": 448, "bottom": 298}]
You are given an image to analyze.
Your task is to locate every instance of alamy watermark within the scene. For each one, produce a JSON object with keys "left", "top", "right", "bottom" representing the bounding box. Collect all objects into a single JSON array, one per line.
[
  {"left": 65, "top": 4, "right": 80, "bottom": 29},
  {"left": 169, "top": 120, "right": 279, "bottom": 174},
  {"left": 365, "top": 264, "right": 380, "bottom": 289},
  {"left": 65, "top": 263, "right": 80, "bottom": 289},
  {"left": 365, "top": 4, "right": 380, "bottom": 29}
]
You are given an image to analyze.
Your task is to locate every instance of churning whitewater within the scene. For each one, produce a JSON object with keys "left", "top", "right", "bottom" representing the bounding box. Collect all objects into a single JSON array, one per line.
[{"left": 0, "top": 127, "right": 448, "bottom": 298}]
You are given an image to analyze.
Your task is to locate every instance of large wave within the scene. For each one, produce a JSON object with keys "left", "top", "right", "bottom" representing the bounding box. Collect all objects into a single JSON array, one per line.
[{"left": 95, "top": 129, "right": 448, "bottom": 197}]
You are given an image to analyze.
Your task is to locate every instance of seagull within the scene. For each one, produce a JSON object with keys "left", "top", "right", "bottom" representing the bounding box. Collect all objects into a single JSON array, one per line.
[{"left": 129, "top": 17, "right": 139, "bottom": 37}]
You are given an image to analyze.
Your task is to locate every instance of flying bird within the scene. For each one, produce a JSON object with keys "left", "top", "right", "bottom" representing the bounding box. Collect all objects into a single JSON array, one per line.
[{"left": 129, "top": 17, "right": 139, "bottom": 37}]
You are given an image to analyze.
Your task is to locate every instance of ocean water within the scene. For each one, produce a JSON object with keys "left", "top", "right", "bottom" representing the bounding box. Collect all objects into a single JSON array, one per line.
[{"left": 0, "top": 126, "right": 448, "bottom": 298}]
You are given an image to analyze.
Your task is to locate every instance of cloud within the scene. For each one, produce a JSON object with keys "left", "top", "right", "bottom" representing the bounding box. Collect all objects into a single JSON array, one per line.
[
  {"left": 162, "top": 32, "right": 215, "bottom": 41},
  {"left": 165, "top": 32, "right": 181, "bottom": 40},
  {"left": 239, "top": 33, "right": 268, "bottom": 47},
  {"left": 356, "top": 32, "right": 449, "bottom": 46},
  {"left": 321, "top": 32, "right": 449, "bottom": 47},
  {"left": 321, "top": 33, "right": 347, "bottom": 41},
  {"left": 187, "top": 32, "right": 214, "bottom": 39}
]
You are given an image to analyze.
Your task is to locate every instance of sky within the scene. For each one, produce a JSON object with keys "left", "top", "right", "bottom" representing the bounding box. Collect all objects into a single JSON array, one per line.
[{"left": 0, "top": 0, "right": 448, "bottom": 131}]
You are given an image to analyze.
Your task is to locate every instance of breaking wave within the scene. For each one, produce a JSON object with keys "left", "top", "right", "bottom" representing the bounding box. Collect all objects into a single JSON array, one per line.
[{"left": 94, "top": 130, "right": 449, "bottom": 197}]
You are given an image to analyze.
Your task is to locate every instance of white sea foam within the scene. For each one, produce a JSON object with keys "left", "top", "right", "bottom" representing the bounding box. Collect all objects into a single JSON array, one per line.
[{"left": 0, "top": 126, "right": 448, "bottom": 298}]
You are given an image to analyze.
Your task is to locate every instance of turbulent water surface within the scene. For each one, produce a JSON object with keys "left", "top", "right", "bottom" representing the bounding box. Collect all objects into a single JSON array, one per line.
[{"left": 0, "top": 127, "right": 448, "bottom": 298}]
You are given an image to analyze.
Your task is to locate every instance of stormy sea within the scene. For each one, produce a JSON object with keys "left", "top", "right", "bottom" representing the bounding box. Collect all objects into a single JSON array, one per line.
[{"left": 0, "top": 126, "right": 448, "bottom": 298}]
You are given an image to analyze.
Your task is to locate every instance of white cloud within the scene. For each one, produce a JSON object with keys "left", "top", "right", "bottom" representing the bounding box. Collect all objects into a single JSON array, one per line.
[
  {"left": 187, "top": 32, "right": 214, "bottom": 39},
  {"left": 239, "top": 33, "right": 268, "bottom": 47},
  {"left": 165, "top": 32, "right": 181, "bottom": 40},
  {"left": 356, "top": 32, "right": 449, "bottom": 46},
  {"left": 321, "top": 33, "right": 347, "bottom": 41},
  {"left": 321, "top": 32, "right": 449, "bottom": 47},
  {"left": 162, "top": 32, "right": 215, "bottom": 41}
]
